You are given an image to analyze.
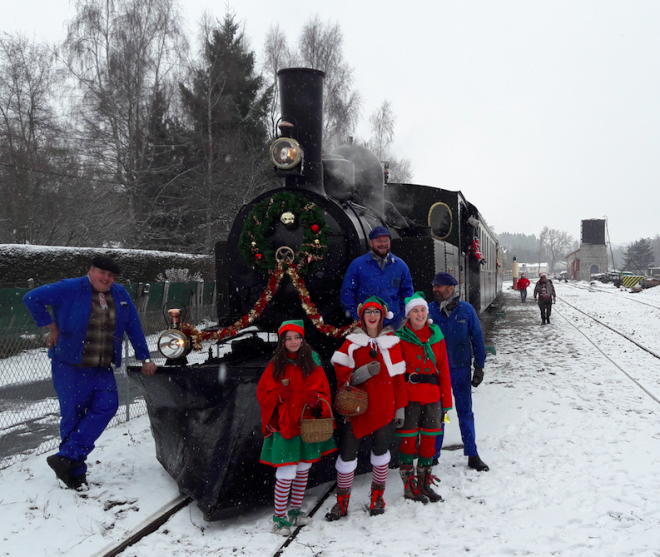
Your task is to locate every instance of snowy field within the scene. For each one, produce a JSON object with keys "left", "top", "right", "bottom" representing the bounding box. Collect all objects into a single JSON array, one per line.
[{"left": 2, "top": 282, "right": 660, "bottom": 557}]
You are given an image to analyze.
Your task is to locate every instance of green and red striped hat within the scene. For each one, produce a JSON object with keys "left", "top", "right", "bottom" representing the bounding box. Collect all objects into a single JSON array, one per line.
[{"left": 278, "top": 320, "right": 305, "bottom": 337}]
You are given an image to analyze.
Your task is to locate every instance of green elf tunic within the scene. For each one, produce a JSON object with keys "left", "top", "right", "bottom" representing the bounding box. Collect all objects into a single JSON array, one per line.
[{"left": 257, "top": 353, "right": 336, "bottom": 467}]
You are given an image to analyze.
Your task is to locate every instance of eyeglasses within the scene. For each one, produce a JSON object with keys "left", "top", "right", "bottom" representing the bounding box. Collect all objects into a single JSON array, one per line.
[{"left": 363, "top": 310, "right": 381, "bottom": 316}]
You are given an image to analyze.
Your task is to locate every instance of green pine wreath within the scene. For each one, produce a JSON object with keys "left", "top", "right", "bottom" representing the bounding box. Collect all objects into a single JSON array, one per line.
[{"left": 238, "top": 191, "right": 332, "bottom": 275}]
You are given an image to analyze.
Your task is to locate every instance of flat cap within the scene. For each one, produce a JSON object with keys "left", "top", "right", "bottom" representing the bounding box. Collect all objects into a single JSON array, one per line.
[
  {"left": 368, "top": 226, "right": 391, "bottom": 240},
  {"left": 432, "top": 272, "right": 458, "bottom": 286},
  {"left": 91, "top": 255, "right": 121, "bottom": 275}
]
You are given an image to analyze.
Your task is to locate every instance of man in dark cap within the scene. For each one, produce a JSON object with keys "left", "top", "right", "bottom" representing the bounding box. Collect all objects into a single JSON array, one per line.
[
  {"left": 427, "top": 272, "right": 489, "bottom": 472},
  {"left": 23, "top": 256, "right": 156, "bottom": 491},
  {"left": 340, "top": 225, "right": 414, "bottom": 329}
]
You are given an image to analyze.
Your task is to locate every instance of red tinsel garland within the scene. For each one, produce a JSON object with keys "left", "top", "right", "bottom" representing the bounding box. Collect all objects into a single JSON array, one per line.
[{"left": 180, "top": 262, "right": 358, "bottom": 350}]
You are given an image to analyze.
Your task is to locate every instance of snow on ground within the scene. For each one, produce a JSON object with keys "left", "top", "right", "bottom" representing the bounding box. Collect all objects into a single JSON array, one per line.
[{"left": 2, "top": 283, "right": 660, "bottom": 556}]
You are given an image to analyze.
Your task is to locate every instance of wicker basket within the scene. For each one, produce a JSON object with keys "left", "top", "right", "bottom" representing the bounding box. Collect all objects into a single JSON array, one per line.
[
  {"left": 334, "top": 383, "right": 368, "bottom": 417},
  {"left": 300, "top": 398, "right": 334, "bottom": 443}
]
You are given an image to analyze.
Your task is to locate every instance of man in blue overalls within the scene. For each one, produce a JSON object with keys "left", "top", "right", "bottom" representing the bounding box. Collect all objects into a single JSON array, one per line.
[
  {"left": 428, "top": 272, "right": 489, "bottom": 472},
  {"left": 24, "top": 256, "right": 157, "bottom": 490}
]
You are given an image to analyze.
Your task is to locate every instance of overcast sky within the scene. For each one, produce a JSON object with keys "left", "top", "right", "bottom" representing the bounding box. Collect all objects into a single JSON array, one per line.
[{"left": 5, "top": 0, "right": 660, "bottom": 245}]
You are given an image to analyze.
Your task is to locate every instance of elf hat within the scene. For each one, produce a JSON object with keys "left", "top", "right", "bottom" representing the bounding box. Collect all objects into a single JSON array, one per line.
[
  {"left": 357, "top": 296, "right": 394, "bottom": 320},
  {"left": 278, "top": 320, "right": 305, "bottom": 338},
  {"left": 404, "top": 291, "right": 429, "bottom": 317}
]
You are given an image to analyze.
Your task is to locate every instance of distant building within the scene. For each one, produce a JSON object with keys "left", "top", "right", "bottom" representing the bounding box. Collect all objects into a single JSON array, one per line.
[
  {"left": 566, "top": 219, "right": 609, "bottom": 280},
  {"left": 518, "top": 262, "right": 549, "bottom": 275}
]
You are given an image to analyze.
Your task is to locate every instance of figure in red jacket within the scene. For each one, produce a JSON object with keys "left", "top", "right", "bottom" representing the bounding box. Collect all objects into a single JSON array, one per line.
[
  {"left": 326, "top": 296, "right": 408, "bottom": 520},
  {"left": 257, "top": 320, "right": 336, "bottom": 536},
  {"left": 517, "top": 273, "right": 531, "bottom": 303},
  {"left": 395, "top": 292, "right": 453, "bottom": 503}
]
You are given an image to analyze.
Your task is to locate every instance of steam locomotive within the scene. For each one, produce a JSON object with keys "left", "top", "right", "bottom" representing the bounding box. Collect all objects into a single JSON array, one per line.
[{"left": 129, "top": 68, "right": 501, "bottom": 520}]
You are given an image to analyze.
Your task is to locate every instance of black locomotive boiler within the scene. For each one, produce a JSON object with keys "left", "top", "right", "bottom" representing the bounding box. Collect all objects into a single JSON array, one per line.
[{"left": 129, "top": 68, "right": 502, "bottom": 520}]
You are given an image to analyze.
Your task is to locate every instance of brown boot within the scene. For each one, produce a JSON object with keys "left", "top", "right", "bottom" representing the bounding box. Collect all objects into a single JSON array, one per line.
[
  {"left": 417, "top": 466, "right": 443, "bottom": 503},
  {"left": 369, "top": 482, "right": 387, "bottom": 516},
  {"left": 325, "top": 487, "right": 351, "bottom": 521},
  {"left": 399, "top": 464, "right": 428, "bottom": 504}
]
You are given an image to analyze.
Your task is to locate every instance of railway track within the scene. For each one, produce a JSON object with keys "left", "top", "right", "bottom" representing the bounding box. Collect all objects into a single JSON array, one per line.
[
  {"left": 92, "top": 483, "right": 337, "bottom": 557},
  {"left": 554, "top": 295, "right": 660, "bottom": 405},
  {"left": 562, "top": 281, "right": 660, "bottom": 311}
]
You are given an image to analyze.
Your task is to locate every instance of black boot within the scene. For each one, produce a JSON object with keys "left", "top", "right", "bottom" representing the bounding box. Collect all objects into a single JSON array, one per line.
[
  {"left": 47, "top": 454, "right": 82, "bottom": 489},
  {"left": 468, "top": 455, "right": 489, "bottom": 472}
]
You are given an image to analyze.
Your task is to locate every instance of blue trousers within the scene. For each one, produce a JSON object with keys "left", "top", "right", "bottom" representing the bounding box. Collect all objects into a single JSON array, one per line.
[
  {"left": 435, "top": 366, "right": 478, "bottom": 458},
  {"left": 51, "top": 361, "right": 119, "bottom": 475}
]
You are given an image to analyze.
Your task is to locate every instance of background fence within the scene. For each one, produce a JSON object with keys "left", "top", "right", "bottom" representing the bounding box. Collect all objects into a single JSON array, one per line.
[{"left": 0, "top": 281, "right": 216, "bottom": 469}]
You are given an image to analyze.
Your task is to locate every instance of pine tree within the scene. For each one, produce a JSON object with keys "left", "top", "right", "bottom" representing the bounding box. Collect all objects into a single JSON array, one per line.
[
  {"left": 622, "top": 238, "right": 655, "bottom": 273},
  {"left": 179, "top": 12, "right": 274, "bottom": 250}
]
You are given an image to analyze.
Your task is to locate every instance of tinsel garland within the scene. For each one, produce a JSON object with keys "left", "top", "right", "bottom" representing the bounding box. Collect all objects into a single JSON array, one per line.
[
  {"left": 286, "top": 263, "right": 358, "bottom": 338},
  {"left": 181, "top": 262, "right": 358, "bottom": 350},
  {"left": 181, "top": 264, "right": 285, "bottom": 350}
]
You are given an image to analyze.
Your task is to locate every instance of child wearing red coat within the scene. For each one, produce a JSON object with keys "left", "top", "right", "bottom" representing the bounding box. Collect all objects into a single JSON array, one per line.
[
  {"left": 395, "top": 292, "right": 453, "bottom": 503},
  {"left": 257, "top": 320, "right": 336, "bottom": 536},
  {"left": 326, "top": 296, "right": 408, "bottom": 520}
]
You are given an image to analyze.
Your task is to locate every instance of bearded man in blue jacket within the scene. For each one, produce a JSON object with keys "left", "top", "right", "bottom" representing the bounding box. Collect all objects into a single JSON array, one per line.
[
  {"left": 428, "top": 272, "right": 489, "bottom": 472},
  {"left": 23, "top": 256, "right": 157, "bottom": 490},
  {"left": 340, "top": 226, "right": 414, "bottom": 330}
]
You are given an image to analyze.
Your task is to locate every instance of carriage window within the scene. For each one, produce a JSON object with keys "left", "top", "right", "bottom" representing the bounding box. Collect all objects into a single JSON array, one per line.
[{"left": 428, "top": 202, "right": 452, "bottom": 240}]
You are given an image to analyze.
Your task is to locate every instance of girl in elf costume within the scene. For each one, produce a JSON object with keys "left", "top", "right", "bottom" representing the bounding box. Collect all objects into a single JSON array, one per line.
[
  {"left": 257, "top": 320, "right": 336, "bottom": 536},
  {"left": 326, "top": 296, "right": 408, "bottom": 520},
  {"left": 395, "top": 292, "right": 453, "bottom": 503},
  {"left": 396, "top": 292, "right": 452, "bottom": 504}
]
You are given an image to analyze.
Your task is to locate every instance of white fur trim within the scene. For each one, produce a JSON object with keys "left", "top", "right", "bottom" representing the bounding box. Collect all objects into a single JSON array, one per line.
[
  {"left": 345, "top": 332, "right": 370, "bottom": 346},
  {"left": 370, "top": 450, "right": 391, "bottom": 467},
  {"left": 404, "top": 297, "right": 428, "bottom": 317},
  {"left": 331, "top": 350, "right": 352, "bottom": 368},
  {"left": 388, "top": 359, "right": 406, "bottom": 377},
  {"left": 276, "top": 464, "right": 298, "bottom": 480},
  {"left": 375, "top": 334, "right": 400, "bottom": 350},
  {"left": 296, "top": 461, "right": 313, "bottom": 472},
  {"left": 336, "top": 456, "right": 358, "bottom": 474},
  {"left": 336, "top": 333, "right": 402, "bottom": 377}
]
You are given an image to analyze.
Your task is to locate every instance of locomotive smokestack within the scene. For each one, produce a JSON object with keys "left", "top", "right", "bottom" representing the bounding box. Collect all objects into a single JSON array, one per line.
[{"left": 277, "top": 68, "right": 326, "bottom": 195}]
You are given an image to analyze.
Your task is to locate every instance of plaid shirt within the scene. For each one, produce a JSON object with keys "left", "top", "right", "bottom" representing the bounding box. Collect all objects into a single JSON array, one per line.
[{"left": 78, "top": 290, "right": 116, "bottom": 368}]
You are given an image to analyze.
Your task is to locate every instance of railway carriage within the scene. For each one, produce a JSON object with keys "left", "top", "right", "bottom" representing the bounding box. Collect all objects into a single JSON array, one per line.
[{"left": 129, "top": 67, "right": 502, "bottom": 520}]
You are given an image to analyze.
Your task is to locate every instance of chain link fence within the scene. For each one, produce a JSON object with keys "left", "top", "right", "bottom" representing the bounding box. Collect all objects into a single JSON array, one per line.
[{"left": 0, "top": 282, "right": 216, "bottom": 469}]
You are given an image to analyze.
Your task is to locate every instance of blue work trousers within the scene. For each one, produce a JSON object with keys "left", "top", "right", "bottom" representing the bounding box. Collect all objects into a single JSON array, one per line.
[
  {"left": 51, "top": 361, "right": 119, "bottom": 474},
  {"left": 435, "top": 366, "right": 478, "bottom": 458}
]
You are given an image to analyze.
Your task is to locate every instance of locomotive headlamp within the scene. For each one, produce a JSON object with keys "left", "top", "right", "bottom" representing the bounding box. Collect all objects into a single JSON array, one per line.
[
  {"left": 158, "top": 305, "right": 192, "bottom": 362},
  {"left": 157, "top": 329, "right": 190, "bottom": 360},
  {"left": 270, "top": 137, "right": 303, "bottom": 170}
]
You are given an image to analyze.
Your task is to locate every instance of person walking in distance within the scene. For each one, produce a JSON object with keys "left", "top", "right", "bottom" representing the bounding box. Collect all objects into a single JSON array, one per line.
[
  {"left": 517, "top": 273, "right": 531, "bottom": 303},
  {"left": 427, "top": 272, "right": 489, "bottom": 472},
  {"left": 534, "top": 272, "right": 556, "bottom": 325}
]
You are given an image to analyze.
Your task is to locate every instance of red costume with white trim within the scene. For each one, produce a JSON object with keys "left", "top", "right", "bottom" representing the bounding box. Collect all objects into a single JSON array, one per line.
[{"left": 331, "top": 329, "right": 408, "bottom": 439}]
